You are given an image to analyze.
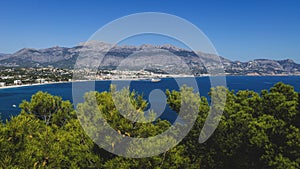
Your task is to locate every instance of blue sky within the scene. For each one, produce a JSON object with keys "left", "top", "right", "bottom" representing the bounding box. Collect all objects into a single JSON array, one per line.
[{"left": 0, "top": 0, "right": 300, "bottom": 62}]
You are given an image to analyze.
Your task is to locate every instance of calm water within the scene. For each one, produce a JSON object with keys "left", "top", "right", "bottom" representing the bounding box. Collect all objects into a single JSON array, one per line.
[{"left": 0, "top": 76, "right": 300, "bottom": 121}]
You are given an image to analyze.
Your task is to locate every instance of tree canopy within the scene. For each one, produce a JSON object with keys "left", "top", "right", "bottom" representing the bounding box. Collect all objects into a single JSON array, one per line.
[{"left": 0, "top": 82, "right": 299, "bottom": 168}]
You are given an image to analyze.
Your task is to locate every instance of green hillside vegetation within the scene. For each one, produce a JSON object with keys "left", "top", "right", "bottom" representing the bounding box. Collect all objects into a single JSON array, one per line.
[{"left": 0, "top": 82, "right": 299, "bottom": 168}]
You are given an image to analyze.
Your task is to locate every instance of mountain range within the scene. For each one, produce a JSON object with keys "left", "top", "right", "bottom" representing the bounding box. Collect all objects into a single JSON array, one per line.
[{"left": 1, "top": 41, "right": 299, "bottom": 76}]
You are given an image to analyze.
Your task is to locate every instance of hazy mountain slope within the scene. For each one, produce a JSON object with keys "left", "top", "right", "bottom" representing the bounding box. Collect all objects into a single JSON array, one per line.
[{"left": 1, "top": 41, "right": 300, "bottom": 75}]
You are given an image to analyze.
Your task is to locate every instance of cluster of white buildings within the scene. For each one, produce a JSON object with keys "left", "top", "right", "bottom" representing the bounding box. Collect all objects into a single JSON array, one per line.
[
  {"left": 0, "top": 78, "right": 48, "bottom": 88},
  {"left": 0, "top": 80, "right": 23, "bottom": 86}
]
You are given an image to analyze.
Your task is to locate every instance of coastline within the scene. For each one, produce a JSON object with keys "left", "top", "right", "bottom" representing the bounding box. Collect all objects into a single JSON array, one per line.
[
  {"left": 0, "top": 81, "right": 71, "bottom": 90},
  {"left": 1, "top": 74, "right": 300, "bottom": 90}
]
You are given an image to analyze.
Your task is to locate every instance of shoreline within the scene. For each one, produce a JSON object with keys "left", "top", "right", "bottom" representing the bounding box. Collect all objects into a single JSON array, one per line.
[
  {"left": 1, "top": 74, "right": 300, "bottom": 90},
  {"left": 0, "top": 81, "right": 71, "bottom": 90}
]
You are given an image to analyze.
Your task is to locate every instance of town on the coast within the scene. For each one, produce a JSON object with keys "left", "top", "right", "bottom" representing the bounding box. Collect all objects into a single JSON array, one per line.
[{"left": 0, "top": 67, "right": 181, "bottom": 88}]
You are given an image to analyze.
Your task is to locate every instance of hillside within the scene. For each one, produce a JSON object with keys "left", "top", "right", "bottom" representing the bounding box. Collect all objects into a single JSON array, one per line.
[{"left": 1, "top": 41, "right": 300, "bottom": 75}]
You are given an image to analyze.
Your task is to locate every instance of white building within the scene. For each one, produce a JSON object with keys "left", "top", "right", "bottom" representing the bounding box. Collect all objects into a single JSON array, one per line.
[
  {"left": 0, "top": 82, "right": 6, "bottom": 87},
  {"left": 35, "top": 78, "right": 46, "bottom": 83},
  {"left": 14, "top": 80, "right": 22, "bottom": 85}
]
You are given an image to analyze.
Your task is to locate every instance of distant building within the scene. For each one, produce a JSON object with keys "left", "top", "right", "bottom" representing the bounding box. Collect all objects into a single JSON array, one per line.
[
  {"left": 14, "top": 80, "right": 22, "bottom": 85},
  {"left": 0, "top": 82, "right": 6, "bottom": 87},
  {"left": 35, "top": 78, "right": 46, "bottom": 83}
]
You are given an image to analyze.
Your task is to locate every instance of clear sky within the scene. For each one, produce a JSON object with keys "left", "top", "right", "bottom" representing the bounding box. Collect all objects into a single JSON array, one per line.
[{"left": 0, "top": 0, "right": 300, "bottom": 62}]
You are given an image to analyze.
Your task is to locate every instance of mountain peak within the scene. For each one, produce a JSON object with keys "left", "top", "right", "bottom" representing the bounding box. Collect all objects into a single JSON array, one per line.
[
  {"left": 1, "top": 43, "right": 300, "bottom": 75},
  {"left": 15, "top": 48, "right": 39, "bottom": 54},
  {"left": 282, "top": 59, "right": 294, "bottom": 63}
]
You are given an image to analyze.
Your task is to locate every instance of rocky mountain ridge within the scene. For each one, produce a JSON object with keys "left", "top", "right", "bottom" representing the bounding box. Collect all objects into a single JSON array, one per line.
[{"left": 0, "top": 41, "right": 299, "bottom": 75}]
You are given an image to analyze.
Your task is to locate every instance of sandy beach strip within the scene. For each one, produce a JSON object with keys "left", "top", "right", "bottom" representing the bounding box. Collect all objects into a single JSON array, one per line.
[{"left": 0, "top": 81, "right": 71, "bottom": 90}]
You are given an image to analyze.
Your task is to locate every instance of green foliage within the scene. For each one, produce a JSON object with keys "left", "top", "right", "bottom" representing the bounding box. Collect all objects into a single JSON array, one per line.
[
  {"left": 19, "top": 91, "right": 76, "bottom": 126},
  {"left": 0, "top": 82, "right": 299, "bottom": 168},
  {"left": 167, "top": 83, "right": 300, "bottom": 169},
  {"left": 0, "top": 111, "right": 101, "bottom": 168}
]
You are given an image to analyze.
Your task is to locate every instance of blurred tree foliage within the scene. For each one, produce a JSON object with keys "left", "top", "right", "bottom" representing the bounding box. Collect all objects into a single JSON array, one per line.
[{"left": 0, "top": 82, "right": 299, "bottom": 168}]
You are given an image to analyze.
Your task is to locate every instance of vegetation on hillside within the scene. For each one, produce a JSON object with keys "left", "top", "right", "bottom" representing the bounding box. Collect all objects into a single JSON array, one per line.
[{"left": 0, "top": 82, "right": 299, "bottom": 168}]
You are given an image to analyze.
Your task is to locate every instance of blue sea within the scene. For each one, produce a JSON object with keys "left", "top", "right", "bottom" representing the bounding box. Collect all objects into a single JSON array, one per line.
[{"left": 0, "top": 76, "right": 300, "bottom": 121}]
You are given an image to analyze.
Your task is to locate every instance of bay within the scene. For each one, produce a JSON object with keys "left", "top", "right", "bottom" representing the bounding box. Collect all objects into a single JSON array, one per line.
[{"left": 0, "top": 76, "right": 300, "bottom": 121}]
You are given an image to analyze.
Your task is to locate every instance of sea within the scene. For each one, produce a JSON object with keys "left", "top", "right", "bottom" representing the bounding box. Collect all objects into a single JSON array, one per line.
[{"left": 0, "top": 76, "right": 300, "bottom": 121}]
